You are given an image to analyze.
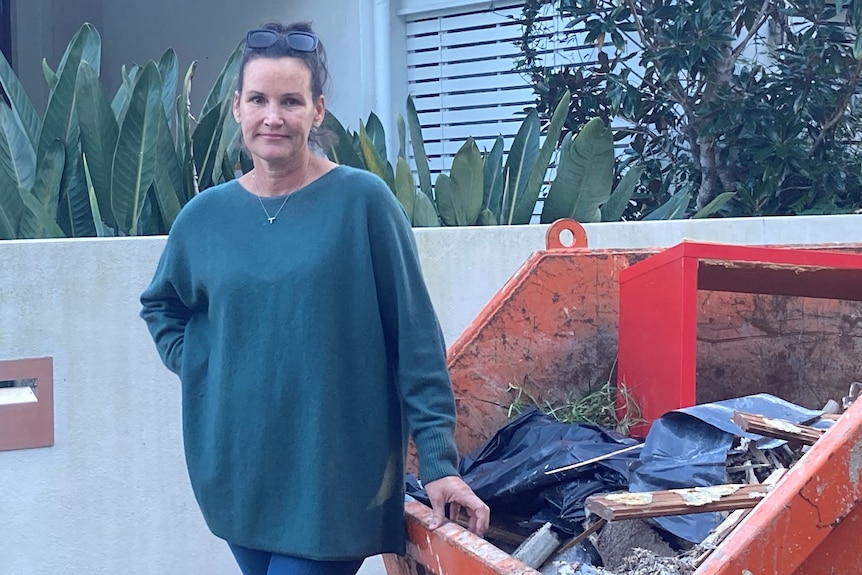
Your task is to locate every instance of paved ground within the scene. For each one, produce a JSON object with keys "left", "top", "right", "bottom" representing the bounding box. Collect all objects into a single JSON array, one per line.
[{"left": 358, "top": 555, "right": 386, "bottom": 575}]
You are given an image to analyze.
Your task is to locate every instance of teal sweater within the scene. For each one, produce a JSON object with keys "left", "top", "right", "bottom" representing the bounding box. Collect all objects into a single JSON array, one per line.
[{"left": 140, "top": 166, "right": 459, "bottom": 559}]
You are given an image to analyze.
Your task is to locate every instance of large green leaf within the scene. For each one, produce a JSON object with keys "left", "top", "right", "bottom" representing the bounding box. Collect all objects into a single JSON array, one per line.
[
  {"left": 19, "top": 188, "right": 66, "bottom": 239},
  {"left": 394, "top": 157, "right": 415, "bottom": 220},
  {"left": 176, "top": 61, "right": 197, "bottom": 203},
  {"left": 483, "top": 135, "right": 505, "bottom": 214},
  {"left": 111, "top": 62, "right": 162, "bottom": 235},
  {"left": 358, "top": 121, "right": 395, "bottom": 191},
  {"left": 434, "top": 172, "right": 466, "bottom": 226},
  {"left": 191, "top": 103, "right": 226, "bottom": 191},
  {"left": 413, "top": 191, "right": 440, "bottom": 227},
  {"left": 42, "top": 59, "right": 58, "bottom": 91},
  {"left": 0, "top": 120, "right": 27, "bottom": 238},
  {"left": 213, "top": 100, "right": 241, "bottom": 185},
  {"left": 0, "top": 103, "right": 36, "bottom": 190},
  {"left": 152, "top": 109, "right": 183, "bottom": 228},
  {"left": 322, "top": 111, "right": 365, "bottom": 169},
  {"left": 0, "top": 51, "right": 40, "bottom": 149},
  {"left": 20, "top": 139, "right": 65, "bottom": 238},
  {"left": 0, "top": 183, "right": 24, "bottom": 239},
  {"left": 521, "top": 90, "right": 571, "bottom": 222},
  {"left": 158, "top": 49, "right": 180, "bottom": 122},
  {"left": 693, "top": 191, "right": 736, "bottom": 218},
  {"left": 111, "top": 64, "right": 139, "bottom": 124},
  {"left": 82, "top": 154, "right": 109, "bottom": 236},
  {"left": 601, "top": 165, "right": 645, "bottom": 221},
  {"left": 57, "top": 148, "right": 96, "bottom": 237},
  {"left": 220, "top": 147, "right": 237, "bottom": 184},
  {"left": 541, "top": 118, "right": 615, "bottom": 224},
  {"left": 75, "top": 61, "right": 119, "bottom": 229},
  {"left": 396, "top": 112, "right": 407, "bottom": 160},
  {"left": 502, "top": 110, "right": 540, "bottom": 224},
  {"left": 56, "top": 23, "right": 101, "bottom": 77},
  {"left": 644, "top": 189, "right": 691, "bottom": 220},
  {"left": 406, "top": 95, "right": 433, "bottom": 199},
  {"left": 35, "top": 23, "right": 101, "bottom": 216},
  {"left": 365, "top": 112, "right": 388, "bottom": 163},
  {"left": 201, "top": 42, "right": 242, "bottom": 117},
  {"left": 449, "top": 137, "right": 484, "bottom": 225},
  {"left": 138, "top": 189, "right": 164, "bottom": 236},
  {"left": 477, "top": 208, "right": 498, "bottom": 226}
]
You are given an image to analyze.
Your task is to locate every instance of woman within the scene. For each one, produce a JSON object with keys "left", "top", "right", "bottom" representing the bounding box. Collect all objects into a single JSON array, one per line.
[{"left": 140, "top": 20, "right": 489, "bottom": 575}]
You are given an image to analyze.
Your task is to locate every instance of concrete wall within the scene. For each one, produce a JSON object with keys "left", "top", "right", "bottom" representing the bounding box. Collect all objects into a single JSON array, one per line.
[{"left": 1, "top": 215, "right": 861, "bottom": 575}]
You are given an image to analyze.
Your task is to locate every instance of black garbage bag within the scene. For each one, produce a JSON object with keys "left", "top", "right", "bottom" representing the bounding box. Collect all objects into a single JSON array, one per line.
[
  {"left": 407, "top": 408, "right": 641, "bottom": 535},
  {"left": 629, "top": 393, "right": 824, "bottom": 543}
]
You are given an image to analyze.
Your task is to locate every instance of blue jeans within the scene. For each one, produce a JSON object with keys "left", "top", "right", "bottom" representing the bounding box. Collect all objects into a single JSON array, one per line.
[{"left": 228, "top": 543, "right": 364, "bottom": 575}]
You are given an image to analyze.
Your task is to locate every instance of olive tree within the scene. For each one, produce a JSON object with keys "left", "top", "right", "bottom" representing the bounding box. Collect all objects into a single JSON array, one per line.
[{"left": 518, "top": 0, "right": 862, "bottom": 217}]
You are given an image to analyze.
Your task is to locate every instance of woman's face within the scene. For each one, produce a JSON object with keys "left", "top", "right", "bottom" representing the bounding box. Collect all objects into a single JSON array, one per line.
[{"left": 233, "top": 56, "right": 324, "bottom": 167}]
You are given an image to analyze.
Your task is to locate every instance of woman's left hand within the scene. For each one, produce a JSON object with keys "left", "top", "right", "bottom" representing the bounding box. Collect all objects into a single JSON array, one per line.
[{"left": 424, "top": 475, "right": 490, "bottom": 537}]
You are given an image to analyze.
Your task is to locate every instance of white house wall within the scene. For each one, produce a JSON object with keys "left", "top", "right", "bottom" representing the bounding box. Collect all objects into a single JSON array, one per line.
[{"left": 10, "top": 0, "right": 404, "bottom": 135}]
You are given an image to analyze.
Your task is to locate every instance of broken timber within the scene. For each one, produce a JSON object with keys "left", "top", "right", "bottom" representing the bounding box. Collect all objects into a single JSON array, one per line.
[
  {"left": 692, "top": 469, "right": 788, "bottom": 567},
  {"left": 585, "top": 483, "right": 775, "bottom": 521},
  {"left": 731, "top": 411, "right": 825, "bottom": 445}
]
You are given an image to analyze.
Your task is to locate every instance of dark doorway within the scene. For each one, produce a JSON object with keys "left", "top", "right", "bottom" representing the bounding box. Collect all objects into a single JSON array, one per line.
[
  {"left": 0, "top": 0, "right": 10, "bottom": 103},
  {"left": 0, "top": 0, "right": 10, "bottom": 66}
]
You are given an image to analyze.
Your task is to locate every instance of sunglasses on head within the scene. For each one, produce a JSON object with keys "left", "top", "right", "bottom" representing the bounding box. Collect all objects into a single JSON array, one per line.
[{"left": 245, "top": 29, "right": 319, "bottom": 52}]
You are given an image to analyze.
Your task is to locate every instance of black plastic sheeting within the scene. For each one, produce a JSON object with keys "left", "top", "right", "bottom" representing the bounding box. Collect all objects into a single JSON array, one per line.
[
  {"left": 629, "top": 393, "right": 824, "bottom": 543},
  {"left": 407, "top": 408, "right": 642, "bottom": 535},
  {"left": 405, "top": 394, "right": 826, "bottom": 547}
]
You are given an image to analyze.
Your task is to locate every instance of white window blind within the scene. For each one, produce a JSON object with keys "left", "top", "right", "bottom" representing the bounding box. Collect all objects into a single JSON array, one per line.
[{"left": 405, "top": 2, "right": 604, "bottom": 176}]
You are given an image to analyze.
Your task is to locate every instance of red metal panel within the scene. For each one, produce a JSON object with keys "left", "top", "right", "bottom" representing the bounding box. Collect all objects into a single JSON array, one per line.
[
  {"left": 618, "top": 255, "right": 699, "bottom": 436},
  {"left": 618, "top": 241, "right": 862, "bottom": 434}
]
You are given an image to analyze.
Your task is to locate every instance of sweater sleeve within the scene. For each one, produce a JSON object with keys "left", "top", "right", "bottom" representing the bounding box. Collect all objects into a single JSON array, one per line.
[
  {"left": 367, "top": 184, "right": 460, "bottom": 484},
  {"left": 140, "top": 232, "right": 196, "bottom": 376}
]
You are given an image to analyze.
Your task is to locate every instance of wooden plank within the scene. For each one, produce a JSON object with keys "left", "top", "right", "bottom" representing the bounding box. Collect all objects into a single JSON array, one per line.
[
  {"left": 585, "top": 483, "right": 776, "bottom": 521},
  {"left": 732, "top": 411, "right": 825, "bottom": 445},
  {"left": 545, "top": 443, "right": 644, "bottom": 476},
  {"left": 557, "top": 518, "right": 607, "bottom": 555},
  {"left": 692, "top": 469, "right": 787, "bottom": 567}
]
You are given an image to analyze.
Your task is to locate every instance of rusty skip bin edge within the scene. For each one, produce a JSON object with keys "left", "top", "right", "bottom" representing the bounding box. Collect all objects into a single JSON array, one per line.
[
  {"left": 695, "top": 395, "right": 862, "bottom": 575},
  {"left": 384, "top": 499, "right": 540, "bottom": 575}
]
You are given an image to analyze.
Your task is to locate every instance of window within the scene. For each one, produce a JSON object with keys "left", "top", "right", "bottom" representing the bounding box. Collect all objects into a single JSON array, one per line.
[{"left": 403, "top": 2, "right": 600, "bottom": 175}]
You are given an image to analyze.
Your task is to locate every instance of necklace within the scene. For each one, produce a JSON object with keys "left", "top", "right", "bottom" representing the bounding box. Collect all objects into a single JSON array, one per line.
[{"left": 252, "top": 170, "right": 291, "bottom": 224}]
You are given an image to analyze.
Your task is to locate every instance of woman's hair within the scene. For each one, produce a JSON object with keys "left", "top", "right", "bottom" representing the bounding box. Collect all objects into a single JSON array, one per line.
[
  {"left": 237, "top": 21, "right": 331, "bottom": 150},
  {"left": 238, "top": 21, "right": 330, "bottom": 99}
]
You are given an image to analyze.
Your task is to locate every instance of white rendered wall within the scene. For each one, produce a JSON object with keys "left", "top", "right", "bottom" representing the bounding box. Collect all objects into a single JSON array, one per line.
[
  {"left": 11, "top": 0, "right": 391, "bottom": 133},
  {"left": 1, "top": 214, "right": 861, "bottom": 575}
]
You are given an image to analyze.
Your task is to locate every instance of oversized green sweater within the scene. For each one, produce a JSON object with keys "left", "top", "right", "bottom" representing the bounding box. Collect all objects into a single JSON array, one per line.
[{"left": 140, "top": 166, "right": 459, "bottom": 559}]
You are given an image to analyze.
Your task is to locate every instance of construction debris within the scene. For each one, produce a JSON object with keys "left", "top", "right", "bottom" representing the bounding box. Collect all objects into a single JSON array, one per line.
[
  {"left": 594, "top": 548, "right": 694, "bottom": 575},
  {"left": 585, "top": 483, "right": 774, "bottom": 521},
  {"left": 540, "top": 405, "right": 839, "bottom": 573},
  {"left": 594, "top": 519, "right": 676, "bottom": 572},
  {"left": 511, "top": 522, "right": 561, "bottom": 568},
  {"left": 731, "top": 411, "right": 824, "bottom": 445}
]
